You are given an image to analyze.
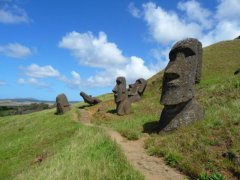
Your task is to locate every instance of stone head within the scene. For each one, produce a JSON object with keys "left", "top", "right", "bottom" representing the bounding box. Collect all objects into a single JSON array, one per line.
[
  {"left": 161, "top": 38, "right": 202, "bottom": 105},
  {"left": 112, "top": 76, "right": 127, "bottom": 103},
  {"left": 80, "top": 91, "right": 86, "bottom": 97},
  {"left": 128, "top": 78, "right": 147, "bottom": 96},
  {"left": 56, "top": 93, "right": 70, "bottom": 114}
]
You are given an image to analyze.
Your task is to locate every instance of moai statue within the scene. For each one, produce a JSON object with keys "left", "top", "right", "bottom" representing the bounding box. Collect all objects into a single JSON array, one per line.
[
  {"left": 128, "top": 78, "right": 147, "bottom": 103},
  {"left": 159, "top": 38, "right": 204, "bottom": 132},
  {"left": 56, "top": 93, "right": 71, "bottom": 114},
  {"left": 112, "top": 77, "right": 131, "bottom": 115},
  {"left": 80, "top": 91, "right": 101, "bottom": 105}
]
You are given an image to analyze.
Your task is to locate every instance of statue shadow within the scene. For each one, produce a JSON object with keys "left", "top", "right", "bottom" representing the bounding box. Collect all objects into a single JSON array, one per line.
[
  {"left": 107, "top": 109, "right": 117, "bottom": 114},
  {"left": 78, "top": 104, "right": 92, "bottom": 109},
  {"left": 143, "top": 120, "right": 159, "bottom": 134}
]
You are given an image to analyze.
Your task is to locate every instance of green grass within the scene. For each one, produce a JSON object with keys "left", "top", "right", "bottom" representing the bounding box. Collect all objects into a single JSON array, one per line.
[
  {"left": 1, "top": 39, "right": 239, "bottom": 179},
  {"left": 88, "top": 39, "right": 240, "bottom": 179},
  {"left": 0, "top": 108, "right": 143, "bottom": 179}
]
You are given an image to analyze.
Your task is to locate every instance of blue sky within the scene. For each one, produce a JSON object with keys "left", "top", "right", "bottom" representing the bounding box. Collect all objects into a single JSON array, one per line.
[{"left": 0, "top": 0, "right": 239, "bottom": 101}]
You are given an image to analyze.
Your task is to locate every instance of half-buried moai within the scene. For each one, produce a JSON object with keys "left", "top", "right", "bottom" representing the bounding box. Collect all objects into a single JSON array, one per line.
[
  {"left": 80, "top": 91, "right": 101, "bottom": 105},
  {"left": 128, "top": 78, "right": 147, "bottom": 103},
  {"left": 56, "top": 93, "right": 71, "bottom": 114},
  {"left": 112, "top": 77, "right": 131, "bottom": 115},
  {"left": 159, "top": 38, "right": 204, "bottom": 132}
]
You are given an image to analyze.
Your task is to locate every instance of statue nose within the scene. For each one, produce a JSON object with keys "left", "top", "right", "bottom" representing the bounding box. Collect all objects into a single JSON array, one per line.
[{"left": 165, "top": 62, "right": 178, "bottom": 74}]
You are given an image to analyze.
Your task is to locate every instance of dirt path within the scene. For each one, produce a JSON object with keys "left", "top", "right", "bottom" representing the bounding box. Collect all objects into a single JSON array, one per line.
[{"left": 77, "top": 109, "right": 185, "bottom": 180}]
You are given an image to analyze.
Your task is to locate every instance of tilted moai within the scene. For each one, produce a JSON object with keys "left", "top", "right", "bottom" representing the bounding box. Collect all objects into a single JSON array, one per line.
[
  {"left": 80, "top": 91, "right": 101, "bottom": 105},
  {"left": 56, "top": 93, "right": 71, "bottom": 114},
  {"left": 128, "top": 78, "right": 147, "bottom": 103},
  {"left": 112, "top": 77, "right": 131, "bottom": 115},
  {"left": 159, "top": 38, "right": 204, "bottom": 132}
]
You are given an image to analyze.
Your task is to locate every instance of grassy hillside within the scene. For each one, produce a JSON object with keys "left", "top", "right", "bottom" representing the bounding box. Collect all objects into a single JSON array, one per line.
[
  {"left": 0, "top": 108, "right": 143, "bottom": 179},
  {"left": 0, "top": 39, "right": 239, "bottom": 180},
  {"left": 89, "top": 39, "right": 240, "bottom": 179}
]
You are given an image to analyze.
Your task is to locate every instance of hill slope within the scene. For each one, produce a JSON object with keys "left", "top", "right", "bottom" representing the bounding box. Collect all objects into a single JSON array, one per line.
[
  {"left": 0, "top": 108, "right": 143, "bottom": 179},
  {"left": 0, "top": 39, "right": 239, "bottom": 180},
  {"left": 89, "top": 39, "right": 240, "bottom": 179}
]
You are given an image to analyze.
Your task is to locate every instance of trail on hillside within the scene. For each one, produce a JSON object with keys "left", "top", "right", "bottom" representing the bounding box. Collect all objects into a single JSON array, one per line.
[{"left": 76, "top": 109, "right": 185, "bottom": 180}]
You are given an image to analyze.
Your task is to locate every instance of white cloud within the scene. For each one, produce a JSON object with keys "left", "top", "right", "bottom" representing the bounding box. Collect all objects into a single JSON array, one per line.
[
  {"left": 131, "top": 1, "right": 240, "bottom": 47},
  {"left": 216, "top": 0, "right": 240, "bottom": 20},
  {"left": 0, "top": 5, "right": 30, "bottom": 24},
  {"left": 59, "top": 71, "right": 81, "bottom": 89},
  {"left": 128, "top": 2, "right": 141, "bottom": 18},
  {"left": 0, "top": 43, "right": 32, "bottom": 58},
  {"left": 117, "top": 56, "right": 155, "bottom": 80},
  {"left": 85, "top": 56, "right": 156, "bottom": 87},
  {"left": 59, "top": 31, "right": 127, "bottom": 68},
  {"left": 178, "top": 0, "right": 213, "bottom": 29},
  {"left": 201, "top": 20, "right": 240, "bottom": 46},
  {"left": 150, "top": 47, "right": 171, "bottom": 71},
  {"left": 17, "top": 78, "right": 48, "bottom": 88},
  {"left": 59, "top": 31, "right": 157, "bottom": 87},
  {"left": 0, "top": 80, "right": 6, "bottom": 85},
  {"left": 59, "top": 56, "right": 156, "bottom": 88},
  {"left": 142, "top": 2, "right": 202, "bottom": 45},
  {"left": 20, "top": 64, "right": 60, "bottom": 78}
]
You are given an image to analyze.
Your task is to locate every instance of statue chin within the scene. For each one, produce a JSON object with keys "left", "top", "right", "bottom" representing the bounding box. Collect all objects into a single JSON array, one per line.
[
  {"left": 161, "top": 87, "right": 194, "bottom": 105},
  {"left": 159, "top": 98, "right": 204, "bottom": 133}
]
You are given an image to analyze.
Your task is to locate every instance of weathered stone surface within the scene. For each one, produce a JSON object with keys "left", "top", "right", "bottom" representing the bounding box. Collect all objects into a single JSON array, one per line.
[
  {"left": 56, "top": 93, "right": 70, "bottom": 114},
  {"left": 234, "top": 68, "right": 240, "bottom": 75},
  {"left": 80, "top": 91, "right": 101, "bottom": 105},
  {"left": 128, "top": 78, "right": 147, "bottom": 103},
  {"left": 159, "top": 38, "right": 204, "bottom": 132},
  {"left": 112, "top": 77, "right": 131, "bottom": 115}
]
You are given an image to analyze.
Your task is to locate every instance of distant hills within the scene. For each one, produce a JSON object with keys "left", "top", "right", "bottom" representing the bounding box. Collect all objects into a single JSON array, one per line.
[{"left": 0, "top": 98, "right": 78, "bottom": 106}]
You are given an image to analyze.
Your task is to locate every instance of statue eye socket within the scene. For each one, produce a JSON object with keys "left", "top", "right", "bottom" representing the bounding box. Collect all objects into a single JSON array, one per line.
[{"left": 169, "top": 48, "right": 195, "bottom": 61}]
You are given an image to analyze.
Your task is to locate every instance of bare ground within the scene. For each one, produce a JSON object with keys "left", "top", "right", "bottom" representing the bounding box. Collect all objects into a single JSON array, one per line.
[{"left": 76, "top": 109, "right": 186, "bottom": 180}]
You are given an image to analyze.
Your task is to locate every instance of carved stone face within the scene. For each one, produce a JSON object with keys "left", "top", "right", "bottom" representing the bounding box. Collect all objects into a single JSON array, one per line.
[
  {"left": 112, "top": 77, "right": 127, "bottom": 103},
  {"left": 161, "top": 39, "right": 202, "bottom": 105},
  {"left": 80, "top": 91, "right": 101, "bottom": 105},
  {"left": 128, "top": 78, "right": 147, "bottom": 96},
  {"left": 56, "top": 93, "right": 70, "bottom": 114}
]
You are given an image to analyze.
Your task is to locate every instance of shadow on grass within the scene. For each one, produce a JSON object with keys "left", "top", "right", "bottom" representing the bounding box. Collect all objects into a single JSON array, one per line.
[
  {"left": 107, "top": 109, "right": 117, "bottom": 114},
  {"left": 78, "top": 104, "right": 92, "bottom": 109},
  {"left": 143, "top": 120, "right": 159, "bottom": 134}
]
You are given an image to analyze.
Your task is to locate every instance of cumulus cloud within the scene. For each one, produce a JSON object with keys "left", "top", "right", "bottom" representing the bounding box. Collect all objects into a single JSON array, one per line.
[
  {"left": 0, "top": 43, "right": 32, "bottom": 58},
  {"left": 86, "top": 56, "right": 156, "bottom": 87},
  {"left": 59, "top": 71, "right": 82, "bottom": 89},
  {"left": 131, "top": 1, "right": 240, "bottom": 47},
  {"left": 20, "top": 64, "right": 60, "bottom": 78},
  {"left": 128, "top": 2, "right": 141, "bottom": 18},
  {"left": 150, "top": 47, "right": 171, "bottom": 71},
  {"left": 142, "top": 2, "right": 202, "bottom": 45},
  {"left": 17, "top": 78, "right": 49, "bottom": 88},
  {"left": 178, "top": 0, "right": 213, "bottom": 29},
  {"left": 59, "top": 31, "right": 156, "bottom": 87},
  {"left": 59, "top": 31, "right": 127, "bottom": 68},
  {"left": 0, "top": 4, "right": 30, "bottom": 24},
  {"left": 216, "top": 0, "right": 240, "bottom": 20}
]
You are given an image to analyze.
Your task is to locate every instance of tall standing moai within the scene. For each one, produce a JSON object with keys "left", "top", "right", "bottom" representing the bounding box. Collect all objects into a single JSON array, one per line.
[
  {"left": 56, "top": 93, "right": 71, "bottom": 115},
  {"left": 112, "top": 77, "right": 131, "bottom": 115},
  {"left": 159, "top": 38, "right": 204, "bottom": 132}
]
